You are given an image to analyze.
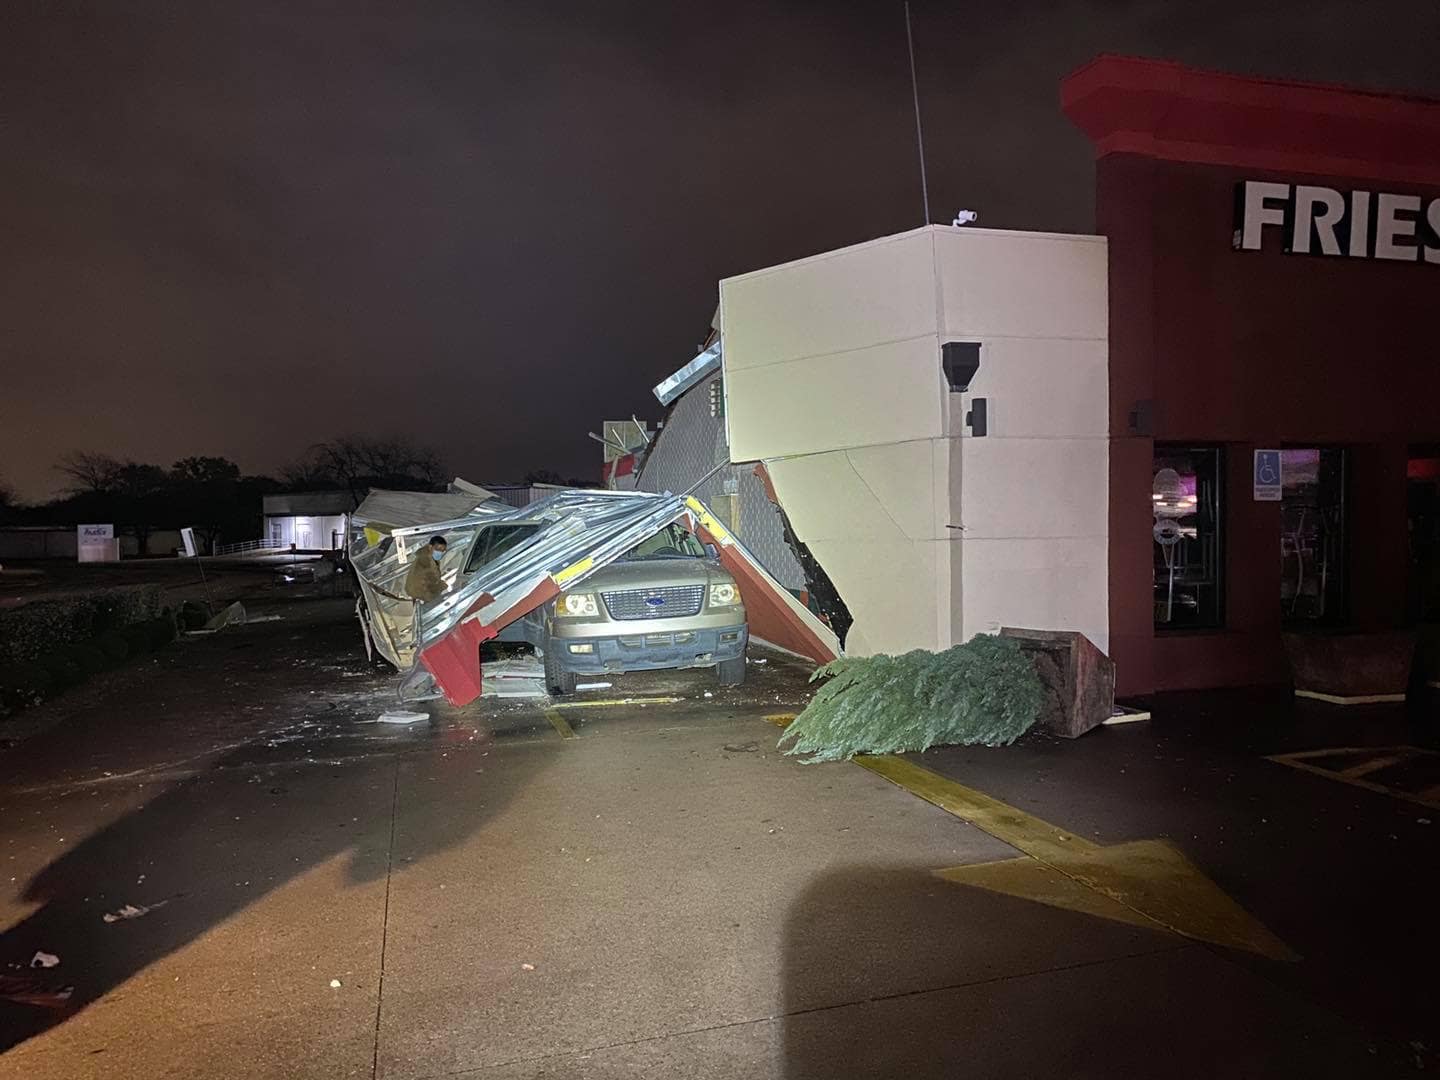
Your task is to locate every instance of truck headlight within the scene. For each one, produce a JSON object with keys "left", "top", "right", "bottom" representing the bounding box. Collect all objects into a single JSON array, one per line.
[
  {"left": 708, "top": 582, "right": 739, "bottom": 607},
  {"left": 556, "top": 592, "right": 598, "bottom": 617}
]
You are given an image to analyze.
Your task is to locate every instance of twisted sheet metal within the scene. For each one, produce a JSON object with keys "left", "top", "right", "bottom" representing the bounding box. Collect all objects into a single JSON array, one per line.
[{"left": 350, "top": 490, "right": 693, "bottom": 669}]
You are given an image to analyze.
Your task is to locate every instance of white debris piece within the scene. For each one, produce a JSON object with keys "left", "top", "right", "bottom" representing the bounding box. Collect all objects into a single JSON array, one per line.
[
  {"left": 575, "top": 681, "right": 612, "bottom": 690},
  {"left": 330, "top": 978, "right": 343, "bottom": 989},
  {"left": 103, "top": 900, "right": 167, "bottom": 923},
  {"left": 377, "top": 711, "right": 429, "bottom": 725},
  {"left": 30, "top": 951, "right": 60, "bottom": 969},
  {"left": 204, "top": 601, "right": 247, "bottom": 631}
]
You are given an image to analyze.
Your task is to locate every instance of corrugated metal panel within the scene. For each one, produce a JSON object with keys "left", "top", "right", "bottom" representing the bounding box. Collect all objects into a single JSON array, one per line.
[
  {"left": 352, "top": 488, "right": 496, "bottom": 530},
  {"left": 636, "top": 371, "right": 805, "bottom": 591}
]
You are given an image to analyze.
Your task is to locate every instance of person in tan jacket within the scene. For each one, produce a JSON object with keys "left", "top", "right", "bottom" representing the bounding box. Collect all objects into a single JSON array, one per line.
[{"left": 404, "top": 535, "right": 448, "bottom": 603}]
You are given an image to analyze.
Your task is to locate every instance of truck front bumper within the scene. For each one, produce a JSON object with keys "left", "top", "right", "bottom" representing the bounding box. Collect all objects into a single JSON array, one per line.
[{"left": 550, "top": 624, "right": 748, "bottom": 674}]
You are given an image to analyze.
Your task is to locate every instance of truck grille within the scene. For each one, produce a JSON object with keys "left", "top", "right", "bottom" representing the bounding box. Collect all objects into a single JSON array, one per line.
[{"left": 601, "top": 584, "right": 705, "bottom": 621}]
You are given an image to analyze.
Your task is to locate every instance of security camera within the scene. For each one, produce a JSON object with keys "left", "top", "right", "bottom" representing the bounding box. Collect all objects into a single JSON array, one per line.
[{"left": 952, "top": 210, "right": 978, "bottom": 226}]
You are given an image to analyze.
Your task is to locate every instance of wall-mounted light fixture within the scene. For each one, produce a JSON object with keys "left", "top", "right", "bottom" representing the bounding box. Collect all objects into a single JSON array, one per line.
[{"left": 941, "top": 341, "right": 980, "bottom": 392}]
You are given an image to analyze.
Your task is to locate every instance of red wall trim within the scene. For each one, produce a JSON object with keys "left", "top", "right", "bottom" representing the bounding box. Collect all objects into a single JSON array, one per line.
[{"left": 1063, "top": 55, "right": 1440, "bottom": 185}]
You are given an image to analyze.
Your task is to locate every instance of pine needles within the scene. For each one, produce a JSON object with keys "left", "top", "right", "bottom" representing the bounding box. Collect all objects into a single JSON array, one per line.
[{"left": 778, "top": 635, "right": 1044, "bottom": 763}]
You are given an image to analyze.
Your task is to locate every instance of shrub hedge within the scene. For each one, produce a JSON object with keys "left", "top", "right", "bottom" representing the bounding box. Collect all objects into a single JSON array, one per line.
[
  {"left": 0, "top": 596, "right": 178, "bottom": 715},
  {"left": 0, "top": 585, "right": 164, "bottom": 667}
]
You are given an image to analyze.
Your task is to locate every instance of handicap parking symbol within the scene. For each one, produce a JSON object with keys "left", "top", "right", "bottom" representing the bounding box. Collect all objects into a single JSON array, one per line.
[{"left": 1253, "top": 449, "right": 1282, "bottom": 501}]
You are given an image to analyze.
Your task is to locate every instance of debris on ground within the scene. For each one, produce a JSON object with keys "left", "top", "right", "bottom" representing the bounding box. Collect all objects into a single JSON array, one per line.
[
  {"left": 102, "top": 900, "right": 168, "bottom": 923},
  {"left": 29, "top": 951, "right": 60, "bottom": 969},
  {"left": 0, "top": 975, "right": 74, "bottom": 1008},
  {"left": 520, "top": 963, "right": 536, "bottom": 971},
  {"left": 575, "top": 681, "right": 612, "bottom": 690},
  {"left": 480, "top": 657, "right": 547, "bottom": 699},
  {"left": 723, "top": 741, "right": 760, "bottom": 753},
  {"left": 377, "top": 710, "right": 429, "bottom": 725},
  {"left": 329, "top": 978, "right": 342, "bottom": 989},
  {"left": 204, "top": 601, "right": 248, "bottom": 631},
  {"left": 1104, "top": 705, "right": 1151, "bottom": 725},
  {"left": 778, "top": 636, "right": 1044, "bottom": 763}
]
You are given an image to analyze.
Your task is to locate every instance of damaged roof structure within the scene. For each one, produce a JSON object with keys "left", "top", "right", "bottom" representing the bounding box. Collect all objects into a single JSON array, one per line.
[
  {"left": 637, "top": 224, "right": 1110, "bottom": 670},
  {"left": 350, "top": 486, "right": 838, "bottom": 707},
  {"left": 352, "top": 227, "right": 1108, "bottom": 711}
]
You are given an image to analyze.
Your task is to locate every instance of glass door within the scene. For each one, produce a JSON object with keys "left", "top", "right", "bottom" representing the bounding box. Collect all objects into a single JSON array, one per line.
[{"left": 1280, "top": 448, "right": 1346, "bottom": 623}]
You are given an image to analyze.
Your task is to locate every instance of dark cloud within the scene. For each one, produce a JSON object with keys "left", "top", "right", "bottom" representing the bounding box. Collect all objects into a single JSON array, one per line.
[{"left": 3, "top": 1, "right": 1439, "bottom": 500}]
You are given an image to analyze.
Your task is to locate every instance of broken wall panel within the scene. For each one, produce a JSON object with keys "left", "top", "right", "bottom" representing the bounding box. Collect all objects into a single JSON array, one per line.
[
  {"left": 683, "top": 497, "right": 840, "bottom": 666},
  {"left": 637, "top": 366, "right": 806, "bottom": 593}
]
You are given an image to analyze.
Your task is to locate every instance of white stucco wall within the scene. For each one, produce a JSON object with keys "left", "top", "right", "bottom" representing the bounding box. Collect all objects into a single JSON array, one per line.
[{"left": 719, "top": 225, "right": 1109, "bottom": 657}]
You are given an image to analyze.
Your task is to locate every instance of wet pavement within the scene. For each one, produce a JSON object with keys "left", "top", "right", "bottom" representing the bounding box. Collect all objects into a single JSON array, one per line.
[{"left": 0, "top": 597, "right": 1434, "bottom": 1077}]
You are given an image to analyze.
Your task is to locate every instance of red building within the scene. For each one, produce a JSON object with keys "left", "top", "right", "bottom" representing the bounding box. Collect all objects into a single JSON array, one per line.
[{"left": 1063, "top": 56, "right": 1440, "bottom": 697}]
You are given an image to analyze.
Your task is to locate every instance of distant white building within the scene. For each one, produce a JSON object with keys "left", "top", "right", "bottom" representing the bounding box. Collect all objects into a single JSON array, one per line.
[{"left": 262, "top": 491, "right": 353, "bottom": 550}]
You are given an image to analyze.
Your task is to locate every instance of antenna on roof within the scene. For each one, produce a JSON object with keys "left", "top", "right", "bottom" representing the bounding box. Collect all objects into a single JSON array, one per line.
[{"left": 904, "top": 1, "right": 931, "bottom": 225}]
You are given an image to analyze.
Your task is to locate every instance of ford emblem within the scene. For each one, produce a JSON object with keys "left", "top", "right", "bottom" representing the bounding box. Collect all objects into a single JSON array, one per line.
[{"left": 645, "top": 596, "right": 666, "bottom": 607}]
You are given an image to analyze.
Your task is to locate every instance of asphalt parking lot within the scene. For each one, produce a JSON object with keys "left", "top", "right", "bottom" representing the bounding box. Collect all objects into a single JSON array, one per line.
[{"left": 0, "top": 596, "right": 1435, "bottom": 1078}]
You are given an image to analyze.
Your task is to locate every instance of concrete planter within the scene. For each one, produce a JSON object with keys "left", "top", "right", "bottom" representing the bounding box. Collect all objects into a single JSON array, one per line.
[
  {"left": 1000, "top": 628, "right": 1115, "bottom": 738},
  {"left": 1282, "top": 630, "right": 1417, "bottom": 704}
]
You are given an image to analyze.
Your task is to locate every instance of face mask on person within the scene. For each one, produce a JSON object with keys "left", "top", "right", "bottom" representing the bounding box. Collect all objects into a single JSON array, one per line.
[{"left": 432, "top": 549, "right": 445, "bottom": 562}]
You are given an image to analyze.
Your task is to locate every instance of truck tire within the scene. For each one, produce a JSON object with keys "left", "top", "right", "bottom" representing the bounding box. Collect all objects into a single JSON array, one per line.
[
  {"left": 543, "top": 643, "right": 576, "bottom": 695},
  {"left": 716, "top": 655, "right": 746, "bottom": 687}
]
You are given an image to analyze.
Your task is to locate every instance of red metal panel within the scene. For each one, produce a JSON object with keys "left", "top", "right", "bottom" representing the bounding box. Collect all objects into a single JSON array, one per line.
[{"left": 419, "top": 579, "right": 561, "bottom": 706}]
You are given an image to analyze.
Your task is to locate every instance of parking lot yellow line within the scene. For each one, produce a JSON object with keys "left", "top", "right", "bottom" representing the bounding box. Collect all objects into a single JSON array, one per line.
[
  {"left": 855, "top": 754, "right": 1099, "bottom": 861},
  {"left": 1339, "top": 751, "right": 1414, "bottom": 778},
  {"left": 854, "top": 753, "right": 1297, "bottom": 961},
  {"left": 1267, "top": 747, "right": 1440, "bottom": 811},
  {"left": 549, "top": 696, "right": 683, "bottom": 711},
  {"left": 542, "top": 707, "right": 577, "bottom": 740}
]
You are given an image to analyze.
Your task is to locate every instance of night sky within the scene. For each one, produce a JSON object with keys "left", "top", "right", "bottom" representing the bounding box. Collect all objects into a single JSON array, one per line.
[{"left": 4, "top": 1, "right": 1439, "bottom": 502}]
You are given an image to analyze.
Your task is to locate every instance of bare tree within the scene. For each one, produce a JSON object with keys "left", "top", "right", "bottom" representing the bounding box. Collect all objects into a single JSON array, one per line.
[
  {"left": 56, "top": 451, "right": 125, "bottom": 494},
  {"left": 287, "top": 436, "right": 448, "bottom": 507},
  {"left": 53, "top": 453, "right": 172, "bottom": 554}
]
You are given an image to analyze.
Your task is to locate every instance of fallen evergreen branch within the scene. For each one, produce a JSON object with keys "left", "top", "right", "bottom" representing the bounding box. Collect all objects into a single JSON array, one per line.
[{"left": 778, "top": 635, "right": 1044, "bottom": 763}]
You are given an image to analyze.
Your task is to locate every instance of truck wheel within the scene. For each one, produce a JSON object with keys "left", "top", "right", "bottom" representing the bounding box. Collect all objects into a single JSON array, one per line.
[
  {"left": 716, "top": 655, "right": 746, "bottom": 687},
  {"left": 543, "top": 643, "right": 576, "bottom": 695}
]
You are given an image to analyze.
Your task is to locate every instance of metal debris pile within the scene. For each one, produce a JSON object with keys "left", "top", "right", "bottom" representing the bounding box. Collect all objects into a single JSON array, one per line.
[{"left": 349, "top": 485, "right": 838, "bottom": 707}]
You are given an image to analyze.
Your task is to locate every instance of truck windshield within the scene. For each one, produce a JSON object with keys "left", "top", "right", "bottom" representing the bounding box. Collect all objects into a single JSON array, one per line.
[
  {"left": 464, "top": 523, "right": 543, "bottom": 573},
  {"left": 625, "top": 524, "right": 707, "bottom": 560}
]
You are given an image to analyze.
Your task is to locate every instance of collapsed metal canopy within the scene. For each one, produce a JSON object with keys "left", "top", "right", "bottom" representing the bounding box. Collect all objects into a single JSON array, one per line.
[
  {"left": 350, "top": 488, "right": 840, "bottom": 706},
  {"left": 352, "top": 480, "right": 498, "bottom": 531}
]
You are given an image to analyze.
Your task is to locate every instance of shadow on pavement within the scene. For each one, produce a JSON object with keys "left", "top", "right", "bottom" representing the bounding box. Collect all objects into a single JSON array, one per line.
[
  {"left": 781, "top": 865, "right": 1392, "bottom": 1080},
  {"left": 0, "top": 724, "right": 546, "bottom": 1054}
]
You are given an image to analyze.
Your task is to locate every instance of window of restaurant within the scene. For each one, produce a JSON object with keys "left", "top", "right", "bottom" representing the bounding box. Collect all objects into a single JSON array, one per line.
[
  {"left": 1152, "top": 446, "right": 1224, "bottom": 630},
  {"left": 1280, "top": 448, "right": 1346, "bottom": 623},
  {"left": 1408, "top": 451, "right": 1440, "bottom": 623}
]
